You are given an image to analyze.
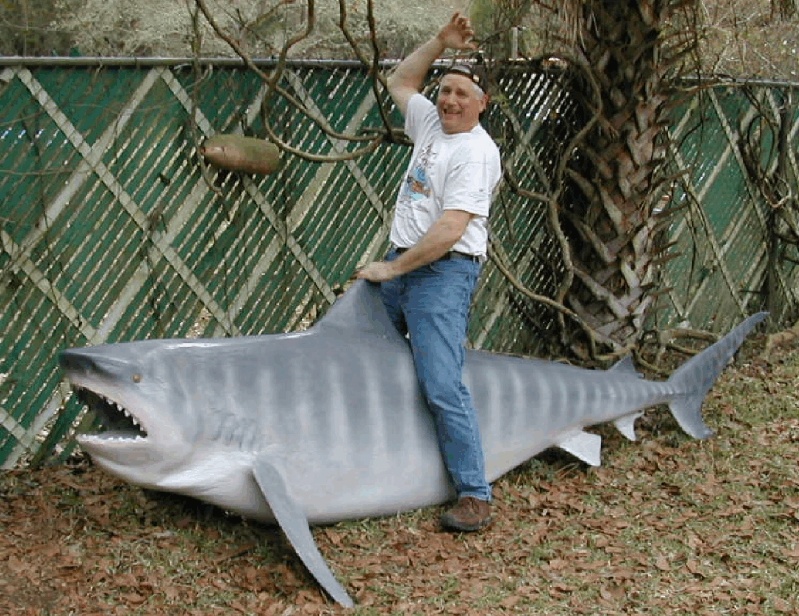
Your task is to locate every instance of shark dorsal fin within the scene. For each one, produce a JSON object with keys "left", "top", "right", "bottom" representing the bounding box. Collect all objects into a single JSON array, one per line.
[{"left": 315, "top": 280, "right": 405, "bottom": 341}]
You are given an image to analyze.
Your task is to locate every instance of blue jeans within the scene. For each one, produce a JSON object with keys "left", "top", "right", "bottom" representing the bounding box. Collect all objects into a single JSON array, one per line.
[{"left": 380, "top": 250, "right": 491, "bottom": 502}]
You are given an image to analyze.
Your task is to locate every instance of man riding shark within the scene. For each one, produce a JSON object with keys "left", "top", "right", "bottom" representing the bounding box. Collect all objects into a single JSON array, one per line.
[{"left": 59, "top": 279, "right": 767, "bottom": 608}]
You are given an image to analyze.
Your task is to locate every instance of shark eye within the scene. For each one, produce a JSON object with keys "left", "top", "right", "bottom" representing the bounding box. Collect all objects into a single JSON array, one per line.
[{"left": 132, "top": 373, "right": 142, "bottom": 383}]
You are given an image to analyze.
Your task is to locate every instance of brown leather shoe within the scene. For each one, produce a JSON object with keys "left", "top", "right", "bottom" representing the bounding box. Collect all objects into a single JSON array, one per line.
[{"left": 440, "top": 496, "right": 492, "bottom": 532}]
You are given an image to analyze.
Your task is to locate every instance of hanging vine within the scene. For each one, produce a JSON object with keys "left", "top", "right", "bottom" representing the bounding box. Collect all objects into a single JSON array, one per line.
[
  {"left": 190, "top": 0, "right": 399, "bottom": 162},
  {"left": 184, "top": 0, "right": 786, "bottom": 367}
]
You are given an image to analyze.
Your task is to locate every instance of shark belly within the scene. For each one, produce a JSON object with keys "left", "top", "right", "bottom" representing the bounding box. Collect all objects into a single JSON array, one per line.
[{"left": 189, "top": 334, "right": 454, "bottom": 524}]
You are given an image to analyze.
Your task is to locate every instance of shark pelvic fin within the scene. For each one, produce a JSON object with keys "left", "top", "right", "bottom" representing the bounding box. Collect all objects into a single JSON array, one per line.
[
  {"left": 252, "top": 456, "right": 355, "bottom": 608},
  {"left": 556, "top": 430, "right": 602, "bottom": 466}
]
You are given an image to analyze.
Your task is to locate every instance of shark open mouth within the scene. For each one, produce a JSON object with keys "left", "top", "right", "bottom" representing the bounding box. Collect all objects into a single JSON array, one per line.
[{"left": 73, "top": 386, "right": 148, "bottom": 441}]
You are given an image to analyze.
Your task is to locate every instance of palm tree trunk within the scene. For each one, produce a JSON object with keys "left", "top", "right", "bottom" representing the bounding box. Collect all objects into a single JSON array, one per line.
[{"left": 556, "top": 0, "right": 695, "bottom": 361}]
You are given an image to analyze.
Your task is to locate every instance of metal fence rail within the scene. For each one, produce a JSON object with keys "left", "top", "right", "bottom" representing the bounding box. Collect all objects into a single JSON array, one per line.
[{"left": 1, "top": 60, "right": 797, "bottom": 468}]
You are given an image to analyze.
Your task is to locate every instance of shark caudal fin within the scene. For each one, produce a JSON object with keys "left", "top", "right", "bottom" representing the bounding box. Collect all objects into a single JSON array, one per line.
[{"left": 666, "top": 312, "right": 768, "bottom": 439}]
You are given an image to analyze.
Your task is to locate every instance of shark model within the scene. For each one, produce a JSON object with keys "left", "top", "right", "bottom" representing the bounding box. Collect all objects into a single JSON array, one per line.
[{"left": 59, "top": 280, "right": 767, "bottom": 608}]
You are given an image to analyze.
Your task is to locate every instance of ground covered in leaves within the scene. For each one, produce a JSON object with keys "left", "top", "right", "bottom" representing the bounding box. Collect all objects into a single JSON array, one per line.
[{"left": 2, "top": 334, "right": 798, "bottom": 615}]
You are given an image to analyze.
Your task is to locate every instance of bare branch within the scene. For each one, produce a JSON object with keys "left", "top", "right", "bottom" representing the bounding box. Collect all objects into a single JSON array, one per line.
[
  {"left": 191, "top": 0, "right": 389, "bottom": 163},
  {"left": 187, "top": 2, "right": 223, "bottom": 197}
]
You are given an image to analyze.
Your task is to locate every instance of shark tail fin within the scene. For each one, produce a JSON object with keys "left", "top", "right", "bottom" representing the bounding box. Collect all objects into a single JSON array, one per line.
[{"left": 665, "top": 312, "right": 768, "bottom": 439}]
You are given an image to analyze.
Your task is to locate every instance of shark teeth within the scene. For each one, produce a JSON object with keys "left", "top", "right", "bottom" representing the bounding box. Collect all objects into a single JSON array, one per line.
[
  {"left": 73, "top": 386, "right": 148, "bottom": 440},
  {"left": 81, "top": 434, "right": 147, "bottom": 443}
]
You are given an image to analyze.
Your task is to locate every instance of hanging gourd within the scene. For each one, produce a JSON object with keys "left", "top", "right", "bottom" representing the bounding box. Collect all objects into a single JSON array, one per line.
[{"left": 199, "top": 135, "right": 282, "bottom": 175}]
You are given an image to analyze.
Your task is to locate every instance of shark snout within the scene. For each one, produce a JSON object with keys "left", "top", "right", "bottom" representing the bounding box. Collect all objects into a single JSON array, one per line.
[
  {"left": 59, "top": 347, "right": 101, "bottom": 376},
  {"left": 59, "top": 347, "right": 137, "bottom": 383}
]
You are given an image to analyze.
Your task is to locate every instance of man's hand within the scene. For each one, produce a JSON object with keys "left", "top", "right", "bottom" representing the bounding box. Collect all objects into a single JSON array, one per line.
[
  {"left": 386, "top": 12, "right": 477, "bottom": 115},
  {"left": 356, "top": 261, "right": 400, "bottom": 283},
  {"left": 437, "top": 12, "right": 477, "bottom": 51},
  {"left": 357, "top": 211, "right": 473, "bottom": 283}
]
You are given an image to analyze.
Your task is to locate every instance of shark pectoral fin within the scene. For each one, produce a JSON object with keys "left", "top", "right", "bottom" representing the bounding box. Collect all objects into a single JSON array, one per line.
[
  {"left": 252, "top": 457, "right": 355, "bottom": 609},
  {"left": 613, "top": 412, "right": 642, "bottom": 441},
  {"left": 556, "top": 430, "right": 602, "bottom": 466}
]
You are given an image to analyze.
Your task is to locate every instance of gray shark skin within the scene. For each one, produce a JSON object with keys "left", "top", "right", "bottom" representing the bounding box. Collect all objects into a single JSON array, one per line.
[{"left": 58, "top": 280, "right": 767, "bottom": 608}]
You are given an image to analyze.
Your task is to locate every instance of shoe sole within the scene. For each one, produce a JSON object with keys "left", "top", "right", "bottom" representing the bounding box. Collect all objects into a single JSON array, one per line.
[{"left": 440, "top": 514, "right": 493, "bottom": 533}]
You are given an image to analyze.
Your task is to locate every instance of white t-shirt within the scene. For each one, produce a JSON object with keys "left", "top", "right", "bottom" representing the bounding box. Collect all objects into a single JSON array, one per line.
[{"left": 389, "top": 93, "right": 501, "bottom": 257}]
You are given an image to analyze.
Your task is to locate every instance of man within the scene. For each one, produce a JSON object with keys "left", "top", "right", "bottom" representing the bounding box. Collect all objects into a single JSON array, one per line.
[{"left": 357, "top": 13, "right": 501, "bottom": 532}]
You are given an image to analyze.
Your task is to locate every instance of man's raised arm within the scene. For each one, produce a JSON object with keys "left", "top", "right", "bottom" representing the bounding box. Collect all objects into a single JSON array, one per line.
[{"left": 386, "top": 12, "right": 477, "bottom": 116}]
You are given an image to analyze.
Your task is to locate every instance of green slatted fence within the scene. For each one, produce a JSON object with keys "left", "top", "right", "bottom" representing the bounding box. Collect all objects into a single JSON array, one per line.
[{"left": 1, "top": 59, "right": 797, "bottom": 468}]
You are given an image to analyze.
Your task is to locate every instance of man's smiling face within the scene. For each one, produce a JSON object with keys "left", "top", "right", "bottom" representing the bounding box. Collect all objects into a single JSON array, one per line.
[{"left": 436, "top": 73, "right": 488, "bottom": 135}]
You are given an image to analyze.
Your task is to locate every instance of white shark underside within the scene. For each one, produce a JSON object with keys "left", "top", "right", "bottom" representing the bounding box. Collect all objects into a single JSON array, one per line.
[{"left": 58, "top": 280, "right": 767, "bottom": 608}]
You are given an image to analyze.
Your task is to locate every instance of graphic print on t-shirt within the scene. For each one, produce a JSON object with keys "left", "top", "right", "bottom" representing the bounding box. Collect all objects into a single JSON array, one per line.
[{"left": 400, "top": 143, "right": 434, "bottom": 203}]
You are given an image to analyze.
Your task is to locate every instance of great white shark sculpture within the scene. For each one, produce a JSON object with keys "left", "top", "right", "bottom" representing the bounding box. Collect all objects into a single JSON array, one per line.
[{"left": 59, "top": 280, "right": 767, "bottom": 607}]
